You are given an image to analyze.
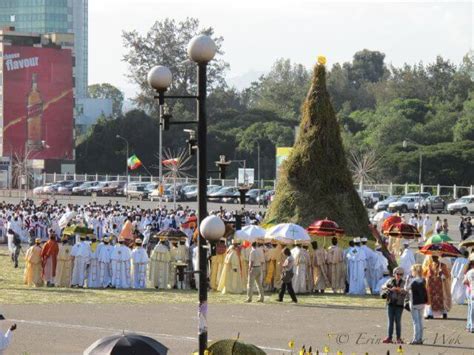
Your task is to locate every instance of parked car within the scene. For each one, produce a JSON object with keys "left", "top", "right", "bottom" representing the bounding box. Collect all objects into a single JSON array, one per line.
[
  {"left": 72, "top": 181, "right": 100, "bottom": 195},
  {"left": 388, "top": 195, "right": 423, "bottom": 213},
  {"left": 415, "top": 195, "right": 446, "bottom": 213},
  {"left": 126, "top": 183, "right": 149, "bottom": 200},
  {"left": 89, "top": 181, "right": 113, "bottom": 195},
  {"left": 208, "top": 186, "right": 239, "bottom": 202},
  {"left": 447, "top": 195, "right": 474, "bottom": 215},
  {"left": 256, "top": 190, "right": 275, "bottom": 206},
  {"left": 373, "top": 195, "right": 400, "bottom": 212},
  {"left": 33, "top": 185, "right": 49, "bottom": 195},
  {"left": 246, "top": 189, "right": 267, "bottom": 204},
  {"left": 102, "top": 181, "right": 126, "bottom": 196},
  {"left": 57, "top": 181, "right": 83, "bottom": 195},
  {"left": 43, "top": 180, "right": 71, "bottom": 194},
  {"left": 362, "top": 191, "right": 387, "bottom": 208}
]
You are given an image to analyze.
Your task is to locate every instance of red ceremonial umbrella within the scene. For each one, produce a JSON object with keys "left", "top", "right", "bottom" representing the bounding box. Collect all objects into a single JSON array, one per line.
[
  {"left": 384, "top": 222, "right": 421, "bottom": 239},
  {"left": 307, "top": 219, "right": 344, "bottom": 237},
  {"left": 419, "top": 242, "right": 462, "bottom": 258},
  {"left": 382, "top": 215, "right": 402, "bottom": 234}
]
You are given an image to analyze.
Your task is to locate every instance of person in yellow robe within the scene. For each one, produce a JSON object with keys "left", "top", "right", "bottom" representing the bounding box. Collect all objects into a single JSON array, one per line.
[
  {"left": 24, "top": 238, "right": 44, "bottom": 287},
  {"left": 264, "top": 242, "right": 281, "bottom": 291},
  {"left": 210, "top": 238, "right": 227, "bottom": 290},
  {"left": 326, "top": 237, "right": 346, "bottom": 293},
  {"left": 312, "top": 241, "right": 329, "bottom": 293},
  {"left": 217, "top": 240, "right": 244, "bottom": 294},
  {"left": 55, "top": 236, "right": 73, "bottom": 287},
  {"left": 149, "top": 237, "right": 171, "bottom": 289}
]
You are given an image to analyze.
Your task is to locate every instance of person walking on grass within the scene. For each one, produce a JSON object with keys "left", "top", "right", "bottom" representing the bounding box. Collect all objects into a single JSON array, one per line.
[
  {"left": 277, "top": 247, "right": 297, "bottom": 303},
  {"left": 245, "top": 241, "right": 264, "bottom": 303},
  {"left": 381, "top": 266, "right": 407, "bottom": 344}
]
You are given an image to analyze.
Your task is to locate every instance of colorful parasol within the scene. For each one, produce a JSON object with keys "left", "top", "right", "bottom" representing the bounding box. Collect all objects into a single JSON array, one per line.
[
  {"left": 372, "top": 211, "right": 393, "bottom": 223},
  {"left": 307, "top": 219, "right": 344, "bottom": 237},
  {"left": 384, "top": 222, "right": 421, "bottom": 239},
  {"left": 265, "top": 223, "right": 310, "bottom": 244},
  {"left": 418, "top": 242, "right": 462, "bottom": 257},
  {"left": 424, "top": 233, "right": 453, "bottom": 246},
  {"left": 460, "top": 235, "right": 474, "bottom": 248},
  {"left": 382, "top": 215, "right": 402, "bottom": 234}
]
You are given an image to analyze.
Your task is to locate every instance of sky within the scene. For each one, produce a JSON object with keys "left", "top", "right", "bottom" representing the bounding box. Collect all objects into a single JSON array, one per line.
[{"left": 89, "top": 0, "right": 473, "bottom": 102}]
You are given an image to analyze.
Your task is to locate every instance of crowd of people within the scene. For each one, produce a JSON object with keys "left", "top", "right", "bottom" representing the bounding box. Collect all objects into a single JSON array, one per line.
[{"left": 2, "top": 200, "right": 474, "bottom": 345}]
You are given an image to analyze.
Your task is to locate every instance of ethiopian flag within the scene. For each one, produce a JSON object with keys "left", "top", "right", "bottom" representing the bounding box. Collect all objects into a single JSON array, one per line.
[{"left": 127, "top": 154, "right": 142, "bottom": 170}]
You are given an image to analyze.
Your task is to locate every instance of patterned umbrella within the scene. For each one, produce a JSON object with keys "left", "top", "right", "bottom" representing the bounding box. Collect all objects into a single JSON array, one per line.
[
  {"left": 382, "top": 215, "right": 402, "bottom": 234},
  {"left": 418, "top": 242, "right": 462, "bottom": 257},
  {"left": 372, "top": 211, "right": 393, "bottom": 223},
  {"left": 424, "top": 233, "right": 453, "bottom": 246},
  {"left": 156, "top": 229, "right": 187, "bottom": 240},
  {"left": 307, "top": 219, "right": 344, "bottom": 237},
  {"left": 460, "top": 235, "right": 474, "bottom": 248},
  {"left": 384, "top": 222, "right": 421, "bottom": 239},
  {"left": 265, "top": 223, "right": 310, "bottom": 244}
]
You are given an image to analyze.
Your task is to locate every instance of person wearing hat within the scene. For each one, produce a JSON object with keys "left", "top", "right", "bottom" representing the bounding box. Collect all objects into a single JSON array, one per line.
[
  {"left": 423, "top": 255, "right": 451, "bottom": 319},
  {"left": 131, "top": 239, "right": 149, "bottom": 289},
  {"left": 346, "top": 237, "right": 367, "bottom": 295},
  {"left": 360, "top": 237, "right": 378, "bottom": 294},
  {"left": 97, "top": 237, "right": 114, "bottom": 288},
  {"left": 54, "top": 235, "right": 73, "bottom": 287},
  {"left": 264, "top": 241, "right": 283, "bottom": 292},
  {"left": 312, "top": 241, "right": 328, "bottom": 293},
  {"left": 210, "top": 238, "right": 226, "bottom": 291},
  {"left": 111, "top": 236, "right": 131, "bottom": 289},
  {"left": 0, "top": 315, "right": 16, "bottom": 354},
  {"left": 451, "top": 249, "right": 469, "bottom": 305},
  {"left": 326, "top": 237, "right": 345, "bottom": 293},
  {"left": 463, "top": 254, "right": 474, "bottom": 332},
  {"left": 399, "top": 240, "right": 415, "bottom": 278},
  {"left": 291, "top": 242, "right": 308, "bottom": 294},
  {"left": 24, "top": 238, "right": 44, "bottom": 287},
  {"left": 41, "top": 233, "right": 59, "bottom": 287},
  {"left": 70, "top": 235, "right": 91, "bottom": 288},
  {"left": 87, "top": 235, "right": 101, "bottom": 288},
  {"left": 149, "top": 237, "right": 171, "bottom": 289},
  {"left": 381, "top": 266, "right": 407, "bottom": 344},
  {"left": 217, "top": 239, "right": 244, "bottom": 294}
]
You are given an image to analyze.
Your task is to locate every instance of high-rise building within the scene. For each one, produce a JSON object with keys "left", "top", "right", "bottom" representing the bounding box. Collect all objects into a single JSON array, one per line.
[{"left": 0, "top": 0, "right": 88, "bottom": 99}]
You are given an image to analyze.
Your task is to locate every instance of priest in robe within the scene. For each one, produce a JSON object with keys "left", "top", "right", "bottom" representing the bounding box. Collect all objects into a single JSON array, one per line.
[
  {"left": 399, "top": 240, "right": 416, "bottom": 277},
  {"left": 210, "top": 238, "right": 227, "bottom": 290},
  {"left": 87, "top": 235, "right": 101, "bottom": 288},
  {"left": 217, "top": 239, "right": 244, "bottom": 294},
  {"left": 264, "top": 242, "right": 283, "bottom": 292},
  {"left": 55, "top": 236, "right": 73, "bottom": 287},
  {"left": 24, "top": 238, "right": 43, "bottom": 287},
  {"left": 312, "top": 241, "right": 328, "bottom": 293},
  {"left": 451, "top": 249, "right": 469, "bottom": 305},
  {"left": 291, "top": 242, "right": 309, "bottom": 294},
  {"left": 346, "top": 237, "right": 367, "bottom": 295},
  {"left": 97, "top": 236, "right": 114, "bottom": 288},
  {"left": 71, "top": 235, "right": 91, "bottom": 288},
  {"left": 111, "top": 236, "right": 131, "bottom": 289},
  {"left": 149, "top": 237, "right": 171, "bottom": 289},
  {"left": 131, "top": 238, "right": 149, "bottom": 289},
  {"left": 41, "top": 233, "right": 59, "bottom": 287},
  {"left": 326, "top": 237, "right": 345, "bottom": 293}
]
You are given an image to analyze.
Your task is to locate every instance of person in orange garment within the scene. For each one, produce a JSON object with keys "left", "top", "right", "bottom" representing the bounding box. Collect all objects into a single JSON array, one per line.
[
  {"left": 119, "top": 216, "right": 134, "bottom": 245},
  {"left": 41, "top": 232, "right": 59, "bottom": 287}
]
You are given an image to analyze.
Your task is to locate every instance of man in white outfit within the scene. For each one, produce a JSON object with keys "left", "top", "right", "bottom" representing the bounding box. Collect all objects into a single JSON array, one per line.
[
  {"left": 131, "top": 239, "right": 149, "bottom": 289},
  {"left": 71, "top": 235, "right": 91, "bottom": 287}
]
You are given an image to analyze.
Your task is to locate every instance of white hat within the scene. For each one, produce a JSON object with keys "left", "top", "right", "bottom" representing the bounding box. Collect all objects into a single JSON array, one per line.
[
  {"left": 361, "top": 237, "right": 368, "bottom": 242},
  {"left": 403, "top": 240, "right": 410, "bottom": 246},
  {"left": 353, "top": 237, "right": 361, "bottom": 243}
]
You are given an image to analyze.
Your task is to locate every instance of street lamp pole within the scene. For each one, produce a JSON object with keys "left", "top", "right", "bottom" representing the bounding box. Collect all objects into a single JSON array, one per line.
[
  {"left": 116, "top": 135, "right": 129, "bottom": 182},
  {"left": 147, "top": 34, "right": 216, "bottom": 355},
  {"left": 257, "top": 141, "right": 261, "bottom": 207}
]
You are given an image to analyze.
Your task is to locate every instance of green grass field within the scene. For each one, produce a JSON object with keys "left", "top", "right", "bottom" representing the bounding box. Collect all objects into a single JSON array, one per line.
[{"left": 0, "top": 246, "right": 384, "bottom": 308}]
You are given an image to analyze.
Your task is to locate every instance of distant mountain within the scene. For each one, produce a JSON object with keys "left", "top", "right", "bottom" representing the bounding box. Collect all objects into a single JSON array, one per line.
[{"left": 226, "top": 70, "right": 266, "bottom": 91}]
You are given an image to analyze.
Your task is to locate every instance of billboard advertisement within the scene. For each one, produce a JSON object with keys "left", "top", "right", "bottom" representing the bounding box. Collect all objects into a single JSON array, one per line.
[{"left": 2, "top": 45, "right": 74, "bottom": 160}]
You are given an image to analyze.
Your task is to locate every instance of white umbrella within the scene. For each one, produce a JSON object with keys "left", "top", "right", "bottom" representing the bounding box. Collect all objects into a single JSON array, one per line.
[
  {"left": 265, "top": 223, "right": 310, "bottom": 244},
  {"left": 238, "top": 225, "right": 266, "bottom": 242},
  {"left": 372, "top": 211, "right": 393, "bottom": 223}
]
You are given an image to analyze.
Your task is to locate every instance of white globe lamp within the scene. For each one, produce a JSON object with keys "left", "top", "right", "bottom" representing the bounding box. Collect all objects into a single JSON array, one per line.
[
  {"left": 200, "top": 215, "right": 225, "bottom": 242},
  {"left": 187, "top": 35, "right": 217, "bottom": 64},
  {"left": 147, "top": 65, "right": 172, "bottom": 91}
]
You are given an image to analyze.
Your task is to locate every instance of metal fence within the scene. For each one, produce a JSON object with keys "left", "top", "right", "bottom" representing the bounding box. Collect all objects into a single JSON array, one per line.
[{"left": 12, "top": 173, "right": 474, "bottom": 200}]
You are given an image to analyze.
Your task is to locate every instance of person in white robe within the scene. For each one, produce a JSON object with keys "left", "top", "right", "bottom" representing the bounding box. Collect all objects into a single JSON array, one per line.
[
  {"left": 291, "top": 243, "right": 308, "bottom": 294},
  {"left": 149, "top": 238, "right": 171, "bottom": 289},
  {"left": 451, "top": 250, "right": 469, "bottom": 305},
  {"left": 399, "top": 240, "right": 416, "bottom": 277},
  {"left": 360, "top": 237, "right": 377, "bottom": 294},
  {"left": 373, "top": 246, "right": 389, "bottom": 289},
  {"left": 131, "top": 239, "right": 149, "bottom": 289},
  {"left": 422, "top": 215, "right": 433, "bottom": 241},
  {"left": 111, "top": 237, "right": 131, "bottom": 288},
  {"left": 87, "top": 235, "right": 101, "bottom": 288},
  {"left": 346, "top": 237, "right": 367, "bottom": 295},
  {"left": 97, "top": 237, "right": 114, "bottom": 288},
  {"left": 70, "top": 236, "right": 91, "bottom": 287}
]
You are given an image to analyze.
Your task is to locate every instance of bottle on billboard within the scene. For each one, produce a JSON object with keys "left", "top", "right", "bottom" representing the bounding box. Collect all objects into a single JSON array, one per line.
[{"left": 27, "top": 73, "right": 43, "bottom": 148}]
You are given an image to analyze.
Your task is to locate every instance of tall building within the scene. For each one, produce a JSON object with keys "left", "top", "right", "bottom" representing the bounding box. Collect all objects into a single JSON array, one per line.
[{"left": 0, "top": 0, "right": 88, "bottom": 99}]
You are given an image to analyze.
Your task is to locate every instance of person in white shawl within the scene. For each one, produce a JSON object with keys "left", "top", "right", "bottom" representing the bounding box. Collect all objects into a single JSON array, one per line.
[
  {"left": 131, "top": 239, "right": 149, "bottom": 289},
  {"left": 291, "top": 243, "right": 308, "bottom": 294},
  {"left": 451, "top": 249, "right": 469, "bottom": 305},
  {"left": 111, "top": 237, "right": 131, "bottom": 289},
  {"left": 97, "top": 237, "right": 114, "bottom": 288},
  {"left": 399, "top": 240, "right": 416, "bottom": 276},
  {"left": 346, "top": 237, "right": 367, "bottom": 295}
]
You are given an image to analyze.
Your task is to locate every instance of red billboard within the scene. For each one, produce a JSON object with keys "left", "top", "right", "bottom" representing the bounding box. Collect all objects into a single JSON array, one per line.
[{"left": 3, "top": 45, "right": 74, "bottom": 160}]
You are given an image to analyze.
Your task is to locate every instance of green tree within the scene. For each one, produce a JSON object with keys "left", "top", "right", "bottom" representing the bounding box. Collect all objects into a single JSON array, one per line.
[
  {"left": 122, "top": 18, "right": 229, "bottom": 116},
  {"left": 349, "top": 49, "right": 387, "bottom": 85},
  {"left": 453, "top": 93, "right": 474, "bottom": 141},
  {"left": 88, "top": 83, "right": 124, "bottom": 117}
]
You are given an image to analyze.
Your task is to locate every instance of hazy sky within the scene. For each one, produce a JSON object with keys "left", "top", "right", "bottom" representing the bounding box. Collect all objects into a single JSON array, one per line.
[{"left": 89, "top": 0, "right": 473, "bottom": 101}]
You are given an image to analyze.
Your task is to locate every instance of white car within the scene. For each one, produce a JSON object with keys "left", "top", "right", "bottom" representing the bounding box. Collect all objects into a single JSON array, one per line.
[
  {"left": 388, "top": 196, "right": 423, "bottom": 213},
  {"left": 448, "top": 195, "right": 474, "bottom": 216}
]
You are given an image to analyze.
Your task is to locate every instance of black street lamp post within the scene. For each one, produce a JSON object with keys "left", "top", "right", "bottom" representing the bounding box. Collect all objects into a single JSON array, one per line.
[{"left": 147, "top": 34, "right": 217, "bottom": 355}]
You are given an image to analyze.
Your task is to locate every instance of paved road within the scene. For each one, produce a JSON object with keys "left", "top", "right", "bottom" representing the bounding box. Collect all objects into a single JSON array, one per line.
[{"left": 1, "top": 302, "right": 472, "bottom": 355}]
